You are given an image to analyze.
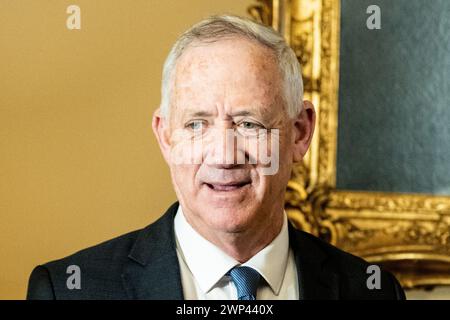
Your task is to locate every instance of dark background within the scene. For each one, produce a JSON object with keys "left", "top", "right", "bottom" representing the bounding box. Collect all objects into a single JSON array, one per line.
[{"left": 336, "top": 0, "right": 450, "bottom": 195}]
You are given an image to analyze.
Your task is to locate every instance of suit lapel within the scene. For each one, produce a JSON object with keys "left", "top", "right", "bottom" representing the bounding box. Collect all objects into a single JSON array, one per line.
[
  {"left": 121, "top": 201, "right": 340, "bottom": 300},
  {"left": 288, "top": 223, "right": 340, "bottom": 299},
  {"left": 122, "top": 202, "right": 184, "bottom": 300}
]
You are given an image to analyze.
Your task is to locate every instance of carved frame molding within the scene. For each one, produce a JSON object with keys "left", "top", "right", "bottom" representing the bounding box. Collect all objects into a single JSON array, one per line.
[{"left": 249, "top": 0, "right": 450, "bottom": 289}]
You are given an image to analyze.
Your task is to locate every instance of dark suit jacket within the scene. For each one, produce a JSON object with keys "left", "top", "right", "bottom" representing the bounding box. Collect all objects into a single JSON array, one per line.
[{"left": 27, "top": 202, "right": 405, "bottom": 300}]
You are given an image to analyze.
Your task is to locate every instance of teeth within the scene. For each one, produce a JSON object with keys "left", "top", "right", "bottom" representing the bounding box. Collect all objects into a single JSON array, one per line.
[
  {"left": 206, "top": 183, "right": 248, "bottom": 191},
  {"left": 212, "top": 184, "right": 240, "bottom": 191}
]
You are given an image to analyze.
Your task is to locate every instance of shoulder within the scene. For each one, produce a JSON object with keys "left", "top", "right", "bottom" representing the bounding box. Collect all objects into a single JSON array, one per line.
[
  {"left": 46, "top": 228, "right": 142, "bottom": 275},
  {"left": 27, "top": 202, "right": 179, "bottom": 299},
  {"left": 299, "top": 230, "right": 370, "bottom": 273},
  {"left": 292, "top": 228, "right": 405, "bottom": 300},
  {"left": 27, "top": 228, "right": 143, "bottom": 299}
]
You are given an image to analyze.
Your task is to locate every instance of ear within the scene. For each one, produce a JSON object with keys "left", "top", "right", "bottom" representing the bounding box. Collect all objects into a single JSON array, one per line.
[
  {"left": 292, "top": 100, "right": 316, "bottom": 163},
  {"left": 152, "top": 107, "right": 172, "bottom": 164}
]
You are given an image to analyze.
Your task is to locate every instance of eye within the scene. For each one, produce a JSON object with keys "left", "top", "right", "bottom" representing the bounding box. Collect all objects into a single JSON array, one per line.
[
  {"left": 236, "top": 120, "right": 266, "bottom": 137},
  {"left": 241, "top": 122, "right": 256, "bottom": 129},
  {"left": 237, "top": 121, "right": 264, "bottom": 130},
  {"left": 186, "top": 120, "right": 206, "bottom": 132}
]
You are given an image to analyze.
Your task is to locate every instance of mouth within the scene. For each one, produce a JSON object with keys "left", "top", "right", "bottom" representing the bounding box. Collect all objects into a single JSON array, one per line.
[{"left": 204, "top": 181, "right": 251, "bottom": 192}]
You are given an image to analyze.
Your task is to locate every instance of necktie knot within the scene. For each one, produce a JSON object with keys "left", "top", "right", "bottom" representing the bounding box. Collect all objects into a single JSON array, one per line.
[{"left": 228, "top": 266, "right": 261, "bottom": 300}]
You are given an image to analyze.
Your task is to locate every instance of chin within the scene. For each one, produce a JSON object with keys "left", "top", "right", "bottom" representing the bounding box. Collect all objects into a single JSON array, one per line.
[{"left": 202, "top": 206, "right": 255, "bottom": 233}]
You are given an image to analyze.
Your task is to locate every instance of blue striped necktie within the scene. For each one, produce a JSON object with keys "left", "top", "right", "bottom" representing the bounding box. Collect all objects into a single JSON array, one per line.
[{"left": 228, "top": 266, "right": 261, "bottom": 300}]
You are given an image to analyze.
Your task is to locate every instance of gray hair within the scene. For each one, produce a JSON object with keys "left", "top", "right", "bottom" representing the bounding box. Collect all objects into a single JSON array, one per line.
[{"left": 160, "top": 14, "right": 303, "bottom": 119}]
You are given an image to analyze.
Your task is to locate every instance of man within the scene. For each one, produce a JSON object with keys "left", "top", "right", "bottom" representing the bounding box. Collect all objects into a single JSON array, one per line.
[{"left": 27, "top": 15, "right": 405, "bottom": 300}]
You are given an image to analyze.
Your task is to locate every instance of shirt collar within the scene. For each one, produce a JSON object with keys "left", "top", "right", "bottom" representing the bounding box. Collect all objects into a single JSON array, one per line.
[
  {"left": 242, "top": 212, "right": 289, "bottom": 295},
  {"left": 174, "top": 205, "right": 290, "bottom": 295}
]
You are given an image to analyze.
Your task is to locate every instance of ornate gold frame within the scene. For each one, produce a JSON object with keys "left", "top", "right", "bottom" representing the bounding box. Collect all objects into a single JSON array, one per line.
[{"left": 249, "top": 0, "right": 450, "bottom": 289}]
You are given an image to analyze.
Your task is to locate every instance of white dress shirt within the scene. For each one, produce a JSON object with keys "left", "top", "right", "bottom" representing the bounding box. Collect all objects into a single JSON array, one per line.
[{"left": 174, "top": 205, "right": 299, "bottom": 300}]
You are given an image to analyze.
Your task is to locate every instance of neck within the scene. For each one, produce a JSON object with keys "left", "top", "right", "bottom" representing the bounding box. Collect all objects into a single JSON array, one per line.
[
  {"left": 214, "top": 219, "right": 284, "bottom": 263},
  {"left": 184, "top": 205, "right": 285, "bottom": 263}
]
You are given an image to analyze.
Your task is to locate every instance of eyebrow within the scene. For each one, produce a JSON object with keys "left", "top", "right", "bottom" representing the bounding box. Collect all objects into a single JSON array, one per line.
[
  {"left": 184, "top": 110, "right": 215, "bottom": 118},
  {"left": 183, "top": 109, "right": 264, "bottom": 119},
  {"left": 229, "top": 110, "right": 257, "bottom": 117},
  {"left": 230, "top": 109, "right": 272, "bottom": 123}
]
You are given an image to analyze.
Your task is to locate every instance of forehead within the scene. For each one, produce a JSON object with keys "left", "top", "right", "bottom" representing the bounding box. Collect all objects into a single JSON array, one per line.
[{"left": 172, "top": 37, "right": 284, "bottom": 114}]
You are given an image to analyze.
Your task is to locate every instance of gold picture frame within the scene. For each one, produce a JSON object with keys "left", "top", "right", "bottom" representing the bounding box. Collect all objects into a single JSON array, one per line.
[{"left": 249, "top": 0, "right": 450, "bottom": 289}]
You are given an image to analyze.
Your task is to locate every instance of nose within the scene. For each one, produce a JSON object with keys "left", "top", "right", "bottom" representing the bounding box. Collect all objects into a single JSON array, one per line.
[{"left": 203, "top": 127, "right": 245, "bottom": 168}]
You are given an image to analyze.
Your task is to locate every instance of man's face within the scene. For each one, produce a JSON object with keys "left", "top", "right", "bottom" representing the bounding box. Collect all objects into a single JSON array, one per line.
[{"left": 154, "top": 37, "right": 313, "bottom": 235}]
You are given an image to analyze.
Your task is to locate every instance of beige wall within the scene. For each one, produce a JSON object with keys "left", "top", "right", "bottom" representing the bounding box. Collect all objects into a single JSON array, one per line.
[
  {"left": 0, "top": 0, "right": 253, "bottom": 299},
  {"left": 2, "top": 0, "right": 448, "bottom": 301}
]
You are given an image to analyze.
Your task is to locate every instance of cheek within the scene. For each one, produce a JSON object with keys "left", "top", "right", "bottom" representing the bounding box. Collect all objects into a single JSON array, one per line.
[
  {"left": 171, "top": 165, "right": 200, "bottom": 194},
  {"left": 255, "top": 140, "right": 292, "bottom": 193},
  {"left": 169, "top": 139, "right": 204, "bottom": 167},
  {"left": 251, "top": 171, "right": 272, "bottom": 202},
  {"left": 278, "top": 129, "right": 294, "bottom": 164},
  {"left": 255, "top": 174, "right": 288, "bottom": 205}
]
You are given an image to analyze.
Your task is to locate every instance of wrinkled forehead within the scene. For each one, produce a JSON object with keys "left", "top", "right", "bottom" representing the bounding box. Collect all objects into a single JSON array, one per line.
[{"left": 171, "top": 38, "right": 285, "bottom": 117}]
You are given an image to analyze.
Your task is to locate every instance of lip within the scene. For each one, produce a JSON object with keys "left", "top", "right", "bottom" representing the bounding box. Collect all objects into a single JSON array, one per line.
[{"left": 203, "top": 180, "right": 251, "bottom": 192}]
